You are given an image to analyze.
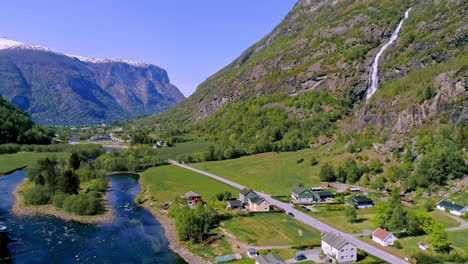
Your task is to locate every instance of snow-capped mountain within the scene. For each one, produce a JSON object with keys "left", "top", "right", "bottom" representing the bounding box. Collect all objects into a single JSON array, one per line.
[{"left": 0, "top": 37, "right": 185, "bottom": 124}]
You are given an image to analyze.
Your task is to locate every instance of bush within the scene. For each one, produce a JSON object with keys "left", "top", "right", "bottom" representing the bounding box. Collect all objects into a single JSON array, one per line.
[
  {"left": 52, "top": 192, "right": 69, "bottom": 208},
  {"left": 62, "top": 193, "right": 103, "bottom": 215},
  {"left": 296, "top": 158, "right": 304, "bottom": 164},
  {"left": 23, "top": 185, "right": 52, "bottom": 205},
  {"left": 310, "top": 157, "right": 318, "bottom": 166},
  {"left": 393, "top": 241, "right": 402, "bottom": 249}
]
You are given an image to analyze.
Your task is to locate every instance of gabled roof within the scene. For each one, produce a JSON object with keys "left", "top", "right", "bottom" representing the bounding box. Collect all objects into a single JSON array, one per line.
[
  {"left": 240, "top": 188, "right": 255, "bottom": 196},
  {"left": 372, "top": 228, "right": 393, "bottom": 241},
  {"left": 352, "top": 195, "right": 373, "bottom": 203},
  {"left": 249, "top": 196, "right": 267, "bottom": 205},
  {"left": 227, "top": 200, "right": 243, "bottom": 207},
  {"left": 256, "top": 253, "right": 285, "bottom": 264},
  {"left": 437, "top": 200, "right": 467, "bottom": 212},
  {"left": 185, "top": 191, "right": 200, "bottom": 198},
  {"left": 292, "top": 186, "right": 307, "bottom": 195},
  {"left": 318, "top": 191, "right": 334, "bottom": 197},
  {"left": 322, "top": 232, "right": 354, "bottom": 250}
]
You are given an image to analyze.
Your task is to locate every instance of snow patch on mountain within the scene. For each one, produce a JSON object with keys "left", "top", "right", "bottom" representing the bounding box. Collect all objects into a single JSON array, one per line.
[{"left": 0, "top": 37, "right": 149, "bottom": 67}]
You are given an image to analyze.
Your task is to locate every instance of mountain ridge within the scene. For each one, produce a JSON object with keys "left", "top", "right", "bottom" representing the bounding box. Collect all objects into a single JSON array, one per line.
[{"left": 0, "top": 37, "right": 185, "bottom": 124}]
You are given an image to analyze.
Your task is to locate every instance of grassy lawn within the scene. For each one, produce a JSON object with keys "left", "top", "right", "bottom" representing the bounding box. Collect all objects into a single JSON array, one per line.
[
  {"left": 222, "top": 213, "right": 322, "bottom": 246},
  {"left": 448, "top": 230, "right": 468, "bottom": 253},
  {"left": 428, "top": 210, "right": 460, "bottom": 228},
  {"left": 155, "top": 140, "right": 213, "bottom": 160},
  {"left": 190, "top": 145, "right": 396, "bottom": 196},
  {"left": 140, "top": 165, "right": 239, "bottom": 210},
  {"left": 310, "top": 205, "right": 378, "bottom": 234},
  {"left": 0, "top": 152, "right": 70, "bottom": 174}
]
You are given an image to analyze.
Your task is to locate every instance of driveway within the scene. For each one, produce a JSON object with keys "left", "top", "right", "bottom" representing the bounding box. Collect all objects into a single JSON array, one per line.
[{"left": 169, "top": 161, "right": 409, "bottom": 264}]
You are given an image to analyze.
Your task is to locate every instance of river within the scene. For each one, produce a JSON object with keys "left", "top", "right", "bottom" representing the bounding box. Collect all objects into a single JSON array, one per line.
[{"left": 0, "top": 169, "right": 186, "bottom": 264}]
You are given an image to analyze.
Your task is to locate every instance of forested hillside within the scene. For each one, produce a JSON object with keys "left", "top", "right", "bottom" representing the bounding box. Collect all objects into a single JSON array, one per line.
[{"left": 0, "top": 95, "right": 51, "bottom": 144}]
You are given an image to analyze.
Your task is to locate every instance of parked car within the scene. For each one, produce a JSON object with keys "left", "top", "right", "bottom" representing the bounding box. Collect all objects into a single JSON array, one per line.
[
  {"left": 295, "top": 254, "right": 307, "bottom": 261},
  {"left": 288, "top": 212, "right": 295, "bottom": 217}
]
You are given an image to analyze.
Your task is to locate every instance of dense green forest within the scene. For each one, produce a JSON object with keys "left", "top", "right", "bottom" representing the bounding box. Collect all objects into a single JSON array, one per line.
[
  {"left": 0, "top": 96, "right": 52, "bottom": 144},
  {"left": 0, "top": 143, "right": 105, "bottom": 157},
  {"left": 94, "top": 146, "right": 167, "bottom": 172},
  {"left": 24, "top": 153, "right": 107, "bottom": 216}
]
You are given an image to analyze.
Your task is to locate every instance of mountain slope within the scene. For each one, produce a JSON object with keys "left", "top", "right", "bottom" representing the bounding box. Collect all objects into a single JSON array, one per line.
[
  {"left": 0, "top": 38, "right": 185, "bottom": 124},
  {"left": 136, "top": 0, "right": 466, "bottom": 133}
]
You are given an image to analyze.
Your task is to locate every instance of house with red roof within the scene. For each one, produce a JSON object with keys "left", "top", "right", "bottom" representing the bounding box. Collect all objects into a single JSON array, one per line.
[{"left": 372, "top": 228, "right": 398, "bottom": 247}]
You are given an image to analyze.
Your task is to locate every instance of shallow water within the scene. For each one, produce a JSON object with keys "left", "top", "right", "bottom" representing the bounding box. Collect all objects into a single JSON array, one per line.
[{"left": 0, "top": 170, "right": 186, "bottom": 264}]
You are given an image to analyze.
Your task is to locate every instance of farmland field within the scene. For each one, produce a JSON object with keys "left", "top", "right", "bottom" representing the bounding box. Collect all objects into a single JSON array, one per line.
[
  {"left": 155, "top": 140, "right": 213, "bottom": 160},
  {"left": 0, "top": 152, "right": 70, "bottom": 174}
]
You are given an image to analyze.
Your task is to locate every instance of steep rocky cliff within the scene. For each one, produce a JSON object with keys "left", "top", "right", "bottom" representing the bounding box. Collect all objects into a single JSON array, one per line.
[
  {"left": 0, "top": 38, "right": 185, "bottom": 124},
  {"left": 142, "top": 0, "right": 466, "bottom": 137}
]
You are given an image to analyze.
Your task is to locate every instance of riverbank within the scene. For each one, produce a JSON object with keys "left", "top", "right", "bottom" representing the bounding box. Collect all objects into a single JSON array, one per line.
[
  {"left": 12, "top": 179, "right": 114, "bottom": 224},
  {"left": 0, "top": 166, "right": 27, "bottom": 177},
  {"left": 141, "top": 197, "right": 211, "bottom": 264}
]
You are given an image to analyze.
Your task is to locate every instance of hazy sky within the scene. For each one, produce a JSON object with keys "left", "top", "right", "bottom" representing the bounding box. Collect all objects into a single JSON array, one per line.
[{"left": 0, "top": 0, "right": 296, "bottom": 96}]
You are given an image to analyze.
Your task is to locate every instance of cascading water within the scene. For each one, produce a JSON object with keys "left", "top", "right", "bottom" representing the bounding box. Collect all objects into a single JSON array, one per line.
[{"left": 366, "top": 8, "right": 412, "bottom": 100}]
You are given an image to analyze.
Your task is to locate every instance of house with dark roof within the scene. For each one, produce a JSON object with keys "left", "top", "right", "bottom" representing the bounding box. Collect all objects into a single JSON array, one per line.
[
  {"left": 351, "top": 195, "right": 374, "bottom": 208},
  {"left": 255, "top": 253, "right": 285, "bottom": 264},
  {"left": 239, "top": 188, "right": 257, "bottom": 203},
  {"left": 321, "top": 232, "right": 357, "bottom": 263},
  {"left": 317, "top": 191, "right": 335, "bottom": 202},
  {"left": 226, "top": 200, "right": 243, "bottom": 210},
  {"left": 372, "top": 228, "right": 397, "bottom": 246},
  {"left": 436, "top": 200, "right": 467, "bottom": 216},
  {"left": 291, "top": 187, "right": 314, "bottom": 203},
  {"left": 248, "top": 196, "right": 271, "bottom": 212}
]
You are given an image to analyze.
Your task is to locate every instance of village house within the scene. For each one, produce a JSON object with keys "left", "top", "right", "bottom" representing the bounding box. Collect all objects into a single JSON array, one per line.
[
  {"left": 239, "top": 188, "right": 258, "bottom": 203},
  {"left": 316, "top": 191, "right": 335, "bottom": 202},
  {"left": 226, "top": 200, "right": 243, "bottom": 210},
  {"left": 255, "top": 253, "right": 285, "bottom": 264},
  {"left": 352, "top": 195, "right": 374, "bottom": 208},
  {"left": 311, "top": 187, "right": 323, "bottom": 192},
  {"left": 436, "top": 200, "right": 467, "bottom": 216},
  {"left": 372, "top": 228, "right": 398, "bottom": 247},
  {"left": 185, "top": 191, "right": 203, "bottom": 207},
  {"left": 321, "top": 232, "right": 357, "bottom": 263},
  {"left": 291, "top": 187, "right": 314, "bottom": 203},
  {"left": 248, "top": 196, "right": 271, "bottom": 212}
]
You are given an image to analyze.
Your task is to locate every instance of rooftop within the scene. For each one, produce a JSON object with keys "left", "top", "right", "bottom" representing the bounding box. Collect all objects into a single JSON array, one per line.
[
  {"left": 256, "top": 253, "right": 285, "bottom": 264},
  {"left": 240, "top": 188, "right": 255, "bottom": 196},
  {"left": 185, "top": 191, "right": 201, "bottom": 198},
  {"left": 292, "top": 186, "right": 307, "bottom": 194},
  {"left": 249, "top": 196, "right": 266, "bottom": 205},
  {"left": 352, "top": 195, "right": 373, "bottom": 203},
  {"left": 227, "top": 200, "right": 243, "bottom": 207},
  {"left": 322, "top": 232, "right": 354, "bottom": 250},
  {"left": 372, "top": 228, "right": 393, "bottom": 241},
  {"left": 437, "top": 200, "right": 467, "bottom": 212}
]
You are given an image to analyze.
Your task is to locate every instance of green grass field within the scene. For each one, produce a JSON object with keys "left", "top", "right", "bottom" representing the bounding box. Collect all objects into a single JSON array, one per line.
[
  {"left": 448, "top": 230, "right": 468, "bottom": 253},
  {"left": 0, "top": 152, "right": 70, "bottom": 174},
  {"left": 311, "top": 205, "right": 379, "bottom": 234},
  {"left": 155, "top": 140, "right": 213, "bottom": 160},
  {"left": 222, "top": 213, "right": 322, "bottom": 246},
  {"left": 190, "top": 145, "right": 395, "bottom": 195},
  {"left": 140, "top": 165, "right": 239, "bottom": 209}
]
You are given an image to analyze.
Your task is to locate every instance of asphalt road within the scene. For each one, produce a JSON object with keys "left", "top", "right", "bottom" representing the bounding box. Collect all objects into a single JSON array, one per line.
[{"left": 169, "top": 161, "right": 408, "bottom": 264}]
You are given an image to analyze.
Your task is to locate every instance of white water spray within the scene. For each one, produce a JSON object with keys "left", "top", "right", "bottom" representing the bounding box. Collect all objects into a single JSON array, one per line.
[{"left": 366, "top": 8, "right": 412, "bottom": 100}]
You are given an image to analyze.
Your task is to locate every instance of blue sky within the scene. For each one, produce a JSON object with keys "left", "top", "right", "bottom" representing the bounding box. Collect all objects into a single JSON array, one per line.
[{"left": 0, "top": 0, "right": 296, "bottom": 96}]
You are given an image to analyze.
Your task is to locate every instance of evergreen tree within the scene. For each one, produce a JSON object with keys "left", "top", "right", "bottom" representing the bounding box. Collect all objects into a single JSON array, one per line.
[
  {"left": 59, "top": 170, "right": 80, "bottom": 195},
  {"left": 69, "top": 152, "right": 81, "bottom": 170},
  {"left": 336, "top": 166, "right": 347, "bottom": 183},
  {"left": 388, "top": 204, "right": 407, "bottom": 231}
]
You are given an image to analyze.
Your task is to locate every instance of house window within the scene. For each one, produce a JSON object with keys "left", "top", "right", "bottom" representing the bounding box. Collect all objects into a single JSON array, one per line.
[
  {"left": 341, "top": 249, "right": 344, "bottom": 252},
  {"left": 341, "top": 256, "right": 344, "bottom": 259}
]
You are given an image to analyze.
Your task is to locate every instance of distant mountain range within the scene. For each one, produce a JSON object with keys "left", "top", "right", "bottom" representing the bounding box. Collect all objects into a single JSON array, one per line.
[{"left": 0, "top": 38, "right": 185, "bottom": 124}]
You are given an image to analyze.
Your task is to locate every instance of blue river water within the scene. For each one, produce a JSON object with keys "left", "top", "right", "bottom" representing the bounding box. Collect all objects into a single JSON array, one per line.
[{"left": 0, "top": 169, "right": 186, "bottom": 264}]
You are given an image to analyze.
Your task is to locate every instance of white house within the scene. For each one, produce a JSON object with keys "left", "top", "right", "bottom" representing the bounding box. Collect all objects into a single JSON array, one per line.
[
  {"left": 291, "top": 187, "right": 315, "bottom": 203},
  {"left": 372, "top": 228, "right": 398, "bottom": 246},
  {"left": 321, "top": 232, "right": 357, "bottom": 263},
  {"left": 436, "top": 200, "right": 467, "bottom": 216}
]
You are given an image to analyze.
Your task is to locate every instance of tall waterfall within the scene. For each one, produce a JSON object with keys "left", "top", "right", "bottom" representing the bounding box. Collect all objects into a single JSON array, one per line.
[{"left": 366, "top": 8, "right": 412, "bottom": 100}]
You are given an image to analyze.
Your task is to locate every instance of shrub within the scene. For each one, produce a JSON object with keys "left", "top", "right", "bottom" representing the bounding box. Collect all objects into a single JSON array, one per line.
[
  {"left": 23, "top": 185, "right": 52, "bottom": 205},
  {"left": 393, "top": 241, "right": 402, "bottom": 249},
  {"left": 62, "top": 193, "right": 103, "bottom": 215},
  {"left": 296, "top": 158, "right": 305, "bottom": 164},
  {"left": 310, "top": 157, "right": 318, "bottom": 166},
  {"left": 52, "top": 192, "right": 69, "bottom": 208}
]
